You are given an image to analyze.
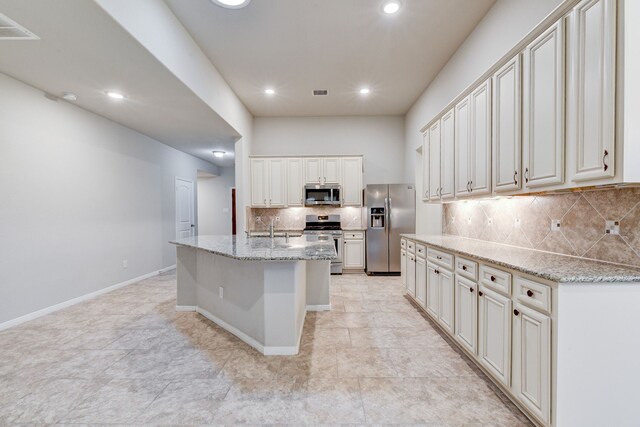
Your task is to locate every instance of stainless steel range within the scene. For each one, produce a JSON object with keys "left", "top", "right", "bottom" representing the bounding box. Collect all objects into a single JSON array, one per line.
[{"left": 302, "top": 214, "right": 343, "bottom": 274}]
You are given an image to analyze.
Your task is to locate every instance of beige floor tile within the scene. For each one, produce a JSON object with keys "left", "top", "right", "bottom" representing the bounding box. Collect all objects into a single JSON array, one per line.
[
  {"left": 349, "top": 327, "right": 403, "bottom": 348},
  {"left": 337, "top": 348, "right": 398, "bottom": 378}
]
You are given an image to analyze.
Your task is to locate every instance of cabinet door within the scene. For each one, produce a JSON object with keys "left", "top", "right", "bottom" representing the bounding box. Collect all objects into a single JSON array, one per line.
[
  {"left": 428, "top": 120, "right": 441, "bottom": 201},
  {"left": 454, "top": 96, "right": 471, "bottom": 197},
  {"left": 342, "top": 157, "right": 363, "bottom": 206},
  {"left": 422, "top": 131, "right": 430, "bottom": 201},
  {"left": 287, "top": 158, "right": 304, "bottom": 206},
  {"left": 523, "top": 20, "right": 565, "bottom": 189},
  {"left": 469, "top": 79, "right": 492, "bottom": 195},
  {"left": 304, "top": 158, "right": 323, "bottom": 184},
  {"left": 344, "top": 239, "right": 364, "bottom": 269},
  {"left": 438, "top": 268, "right": 455, "bottom": 334},
  {"left": 512, "top": 303, "right": 551, "bottom": 425},
  {"left": 426, "top": 262, "right": 440, "bottom": 319},
  {"left": 250, "top": 158, "right": 267, "bottom": 207},
  {"left": 478, "top": 287, "right": 511, "bottom": 387},
  {"left": 440, "top": 108, "right": 455, "bottom": 199},
  {"left": 401, "top": 249, "right": 407, "bottom": 289},
  {"left": 322, "top": 158, "right": 341, "bottom": 184},
  {"left": 493, "top": 55, "right": 522, "bottom": 193},
  {"left": 267, "top": 158, "right": 286, "bottom": 207},
  {"left": 568, "top": 0, "right": 616, "bottom": 182},
  {"left": 455, "top": 275, "right": 478, "bottom": 355},
  {"left": 407, "top": 254, "right": 416, "bottom": 297},
  {"left": 415, "top": 256, "right": 427, "bottom": 307}
]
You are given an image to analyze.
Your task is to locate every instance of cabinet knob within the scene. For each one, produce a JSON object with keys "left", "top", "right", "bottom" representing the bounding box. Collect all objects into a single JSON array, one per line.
[
  {"left": 478, "top": 291, "right": 483, "bottom": 297},
  {"left": 469, "top": 287, "right": 474, "bottom": 293},
  {"left": 490, "top": 275, "right": 496, "bottom": 282},
  {"left": 513, "top": 309, "right": 520, "bottom": 316},
  {"left": 462, "top": 265, "right": 467, "bottom": 271},
  {"left": 526, "top": 290, "right": 534, "bottom": 297}
]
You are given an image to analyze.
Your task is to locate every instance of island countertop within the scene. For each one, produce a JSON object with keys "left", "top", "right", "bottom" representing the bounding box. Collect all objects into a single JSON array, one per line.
[
  {"left": 170, "top": 235, "right": 337, "bottom": 261},
  {"left": 402, "top": 234, "right": 640, "bottom": 283}
]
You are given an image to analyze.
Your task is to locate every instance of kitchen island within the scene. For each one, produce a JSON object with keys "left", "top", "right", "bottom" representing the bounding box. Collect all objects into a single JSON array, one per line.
[{"left": 170, "top": 235, "right": 336, "bottom": 355}]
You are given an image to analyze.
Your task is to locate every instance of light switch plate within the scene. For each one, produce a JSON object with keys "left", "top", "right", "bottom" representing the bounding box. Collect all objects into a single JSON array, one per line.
[{"left": 605, "top": 220, "right": 620, "bottom": 235}]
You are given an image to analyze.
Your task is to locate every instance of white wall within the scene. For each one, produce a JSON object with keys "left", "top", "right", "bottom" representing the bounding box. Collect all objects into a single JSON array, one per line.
[
  {"left": 404, "top": 0, "right": 565, "bottom": 233},
  {"left": 0, "top": 72, "right": 219, "bottom": 325},
  {"left": 253, "top": 116, "right": 405, "bottom": 185},
  {"left": 197, "top": 167, "right": 235, "bottom": 235}
]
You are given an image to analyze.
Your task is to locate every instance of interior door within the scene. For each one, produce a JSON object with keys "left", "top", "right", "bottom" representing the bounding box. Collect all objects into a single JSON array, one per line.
[
  {"left": 388, "top": 184, "right": 416, "bottom": 273},
  {"left": 175, "top": 177, "right": 194, "bottom": 239}
]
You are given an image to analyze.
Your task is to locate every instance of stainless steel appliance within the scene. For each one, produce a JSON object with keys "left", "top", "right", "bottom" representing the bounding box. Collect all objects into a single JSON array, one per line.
[
  {"left": 366, "top": 184, "right": 416, "bottom": 274},
  {"left": 304, "top": 184, "right": 341, "bottom": 206},
  {"left": 303, "top": 214, "right": 343, "bottom": 274}
]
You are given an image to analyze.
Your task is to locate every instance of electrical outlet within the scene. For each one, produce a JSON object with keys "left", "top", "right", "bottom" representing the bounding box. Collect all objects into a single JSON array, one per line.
[
  {"left": 275, "top": 216, "right": 280, "bottom": 222},
  {"left": 514, "top": 218, "right": 521, "bottom": 229},
  {"left": 219, "top": 287, "right": 224, "bottom": 299},
  {"left": 605, "top": 220, "right": 620, "bottom": 235},
  {"left": 122, "top": 259, "right": 128, "bottom": 269},
  {"left": 451, "top": 216, "right": 456, "bottom": 224},
  {"left": 487, "top": 218, "right": 493, "bottom": 226},
  {"left": 551, "top": 219, "right": 561, "bottom": 231},
  {"left": 256, "top": 216, "right": 261, "bottom": 222}
]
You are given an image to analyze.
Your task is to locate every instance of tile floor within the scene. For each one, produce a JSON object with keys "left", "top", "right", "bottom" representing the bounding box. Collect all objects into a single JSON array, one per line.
[{"left": 0, "top": 271, "right": 532, "bottom": 426}]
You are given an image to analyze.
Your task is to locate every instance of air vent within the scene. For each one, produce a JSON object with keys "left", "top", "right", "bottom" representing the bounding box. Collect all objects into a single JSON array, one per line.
[
  {"left": 313, "top": 90, "right": 328, "bottom": 96},
  {"left": 0, "top": 13, "right": 39, "bottom": 40}
]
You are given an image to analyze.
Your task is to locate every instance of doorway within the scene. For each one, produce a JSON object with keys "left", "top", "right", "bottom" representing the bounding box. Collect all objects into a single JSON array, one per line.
[{"left": 175, "top": 177, "right": 195, "bottom": 239}]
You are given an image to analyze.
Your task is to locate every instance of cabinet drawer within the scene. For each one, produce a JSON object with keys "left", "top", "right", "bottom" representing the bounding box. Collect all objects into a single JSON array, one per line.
[
  {"left": 401, "top": 238, "right": 407, "bottom": 249},
  {"left": 416, "top": 244, "right": 426, "bottom": 258},
  {"left": 456, "top": 256, "right": 478, "bottom": 280},
  {"left": 427, "top": 247, "right": 454, "bottom": 270},
  {"left": 479, "top": 264, "right": 512, "bottom": 296},
  {"left": 344, "top": 231, "right": 364, "bottom": 240},
  {"left": 407, "top": 240, "right": 415, "bottom": 254},
  {"left": 514, "top": 276, "right": 551, "bottom": 314}
]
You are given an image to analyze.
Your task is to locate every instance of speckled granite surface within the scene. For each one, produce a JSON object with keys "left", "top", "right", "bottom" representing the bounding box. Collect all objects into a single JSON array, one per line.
[
  {"left": 402, "top": 234, "right": 640, "bottom": 283},
  {"left": 170, "top": 235, "right": 337, "bottom": 261}
]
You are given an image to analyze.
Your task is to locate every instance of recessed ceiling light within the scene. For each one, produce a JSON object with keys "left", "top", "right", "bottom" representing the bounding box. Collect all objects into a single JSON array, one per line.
[
  {"left": 359, "top": 88, "right": 371, "bottom": 95},
  {"left": 106, "top": 91, "right": 125, "bottom": 100},
  {"left": 211, "top": 0, "right": 251, "bottom": 9},
  {"left": 212, "top": 151, "right": 225, "bottom": 158},
  {"left": 264, "top": 88, "right": 275, "bottom": 95},
  {"left": 382, "top": 0, "right": 401, "bottom": 14},
  {"left": 61, "top": 92, "right": 78, "bottom": 102}
]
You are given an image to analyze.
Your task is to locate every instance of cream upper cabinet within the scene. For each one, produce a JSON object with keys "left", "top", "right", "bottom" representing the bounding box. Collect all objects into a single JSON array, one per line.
[
  {"left": 567, "top": 0, "right": 616, "bottom": 183},
  {"left": 251, "top": 158, "right": 268, "bottom": 207},
  {"left": 512, "top": 302, "right": 551, "bottom": 425},
  {"left": 478, "top": 286, "right": 511, "bottom": 387},
  {"left": 469, "top": 79, "right": 492, "bottom": 195},
  {"left": 304, "top": 158, "right": 323, "bottom": 184},
  {"left": 428, "top": 120, "right": 441, "bottom": 201},
  {"left": 323, "top": 158, "right": 341, "bottom": 184},
  {"left": 440, "top": 108, "right": 455, "bottom": 200},
  {"left": 287, "top": 158, "right": 304, "bottom": 207},
  {"left": 454, "top": 96, "right": 471, "bottom": 197},
  {"left": 422, "top": 131, "right": 430, "bottom": 201},
  {"left": 523, "top": 19, "right": 565, "bottom": 189},
  {"left": 455, "top": 275, "right": 478, "bottom": 355},
  {"left": 493, "top": 55, "right": 522, "bottom": 193},
  {"left": 341, "top": 157, "right": 363, "bottom": 206}
]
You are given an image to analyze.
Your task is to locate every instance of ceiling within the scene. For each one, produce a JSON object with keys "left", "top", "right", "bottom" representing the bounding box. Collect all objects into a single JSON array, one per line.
[
  {"left": 0, "top": 0, "right": 239, "bottom": 167},
  {"left": 166, "top": 0, "right": 496, "bottom": 117}
]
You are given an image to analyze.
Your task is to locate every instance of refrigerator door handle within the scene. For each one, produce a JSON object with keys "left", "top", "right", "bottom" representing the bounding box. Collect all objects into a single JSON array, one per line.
[{"left": 387, "top": 197, "right": 392, "bottom": 233}]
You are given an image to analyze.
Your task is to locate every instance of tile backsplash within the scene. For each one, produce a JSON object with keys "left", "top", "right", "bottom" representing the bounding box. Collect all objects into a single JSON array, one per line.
[
  {"left": 248, "top": 206, "right": 365, "bottom": 231},
  {"left": 442, "top": 187, "right": 640, "bottom": 268}
]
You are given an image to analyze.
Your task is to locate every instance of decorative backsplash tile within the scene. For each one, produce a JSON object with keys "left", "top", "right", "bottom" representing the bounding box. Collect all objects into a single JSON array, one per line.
[
  {"left": 442, "top": 187, "right": 640, "bottom": 268},
  {"left": 248, "top": 206, "right": 365, "bottom": 231}
]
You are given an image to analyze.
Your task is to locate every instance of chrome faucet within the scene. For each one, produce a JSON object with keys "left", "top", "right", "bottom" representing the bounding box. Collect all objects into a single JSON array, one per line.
[{"left": 285, "top": 231, "right": 290, "bottom": 243}]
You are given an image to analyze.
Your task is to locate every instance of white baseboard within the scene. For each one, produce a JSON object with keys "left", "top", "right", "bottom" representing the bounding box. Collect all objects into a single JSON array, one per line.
[
  {"left": 175, "top": 305, "right": 197, "bottom": 312},
  {"left": 159, "top": 264, "right": 177, "bottom": 273},
  {"left": 0, "top": 265, "right": 175, "bottom": 331},
  {"left": 307, "top": 304, "right": 331, "bottom": 311}
]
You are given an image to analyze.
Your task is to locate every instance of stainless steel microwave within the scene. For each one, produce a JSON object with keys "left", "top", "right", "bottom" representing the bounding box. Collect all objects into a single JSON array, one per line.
[{"left": 304, "top": 184, "right": 342, "bottom": 206}]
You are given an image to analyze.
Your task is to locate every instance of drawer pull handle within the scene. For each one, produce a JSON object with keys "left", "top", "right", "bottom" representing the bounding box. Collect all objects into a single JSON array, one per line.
[
  {"left": 490, "top": 275, "right": 496, "bottom": 282},
  {"left": 436, "top": 256, "right": 442, "bottom": 260},
  {"left": 603, "top": 149, "right": 609, "bottom": 171},
  {"left": 478, "top": 291, "right": 484, "bottom": 297},
  {"left": 514, "top": 309, "right": 520, "bottom": 316},
  {"left": 469, "top": 287, "right": 474, "bottom": 293},
  {"left": 526, "top": 290, "right": 534, "bottom": 297},
  {"left": 462, "top": 265, "right": 468, "bottom": 271}
]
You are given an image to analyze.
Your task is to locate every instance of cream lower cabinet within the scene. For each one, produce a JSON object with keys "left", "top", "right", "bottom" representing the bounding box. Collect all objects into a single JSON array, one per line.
[
  {"left": 478, "top": 286, "right": 511, "bottom": 388},
  {"left": 512, "top": 302, "right": 551, "bottom": 425},
  {"left": 425, "top": 260, "right": 454, "bottom": 334},
  {"left": 407, "top": 252, "right": 416, "bottom": 297},
  {"left": 415, "top": 255, "right": 427, "bottom": 307},
  {"left": 426, "top": 262, "right": 440, "bottom": 319},
  {"left": 343, "top": 231, "right": 365, "bottom": 270},
  {"left": 454, "top": 275, "right": 478, "bottom": 354},
  {"left": 400, "top": 248, "right": 407, "bottom": 289}
]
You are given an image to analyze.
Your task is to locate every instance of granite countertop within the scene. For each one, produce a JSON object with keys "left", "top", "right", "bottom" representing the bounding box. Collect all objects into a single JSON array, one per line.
[
  {"left": 170, "top": 235, "right": 337, "bottom": 261},
  {"left": 402, "top": 234, "right": 640, "bottom": 283}
]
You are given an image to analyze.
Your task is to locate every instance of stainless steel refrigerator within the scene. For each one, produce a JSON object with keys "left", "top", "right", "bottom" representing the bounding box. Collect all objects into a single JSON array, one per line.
[{"left": 365, "top": 184, "right": 416, "bottom": 274}]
